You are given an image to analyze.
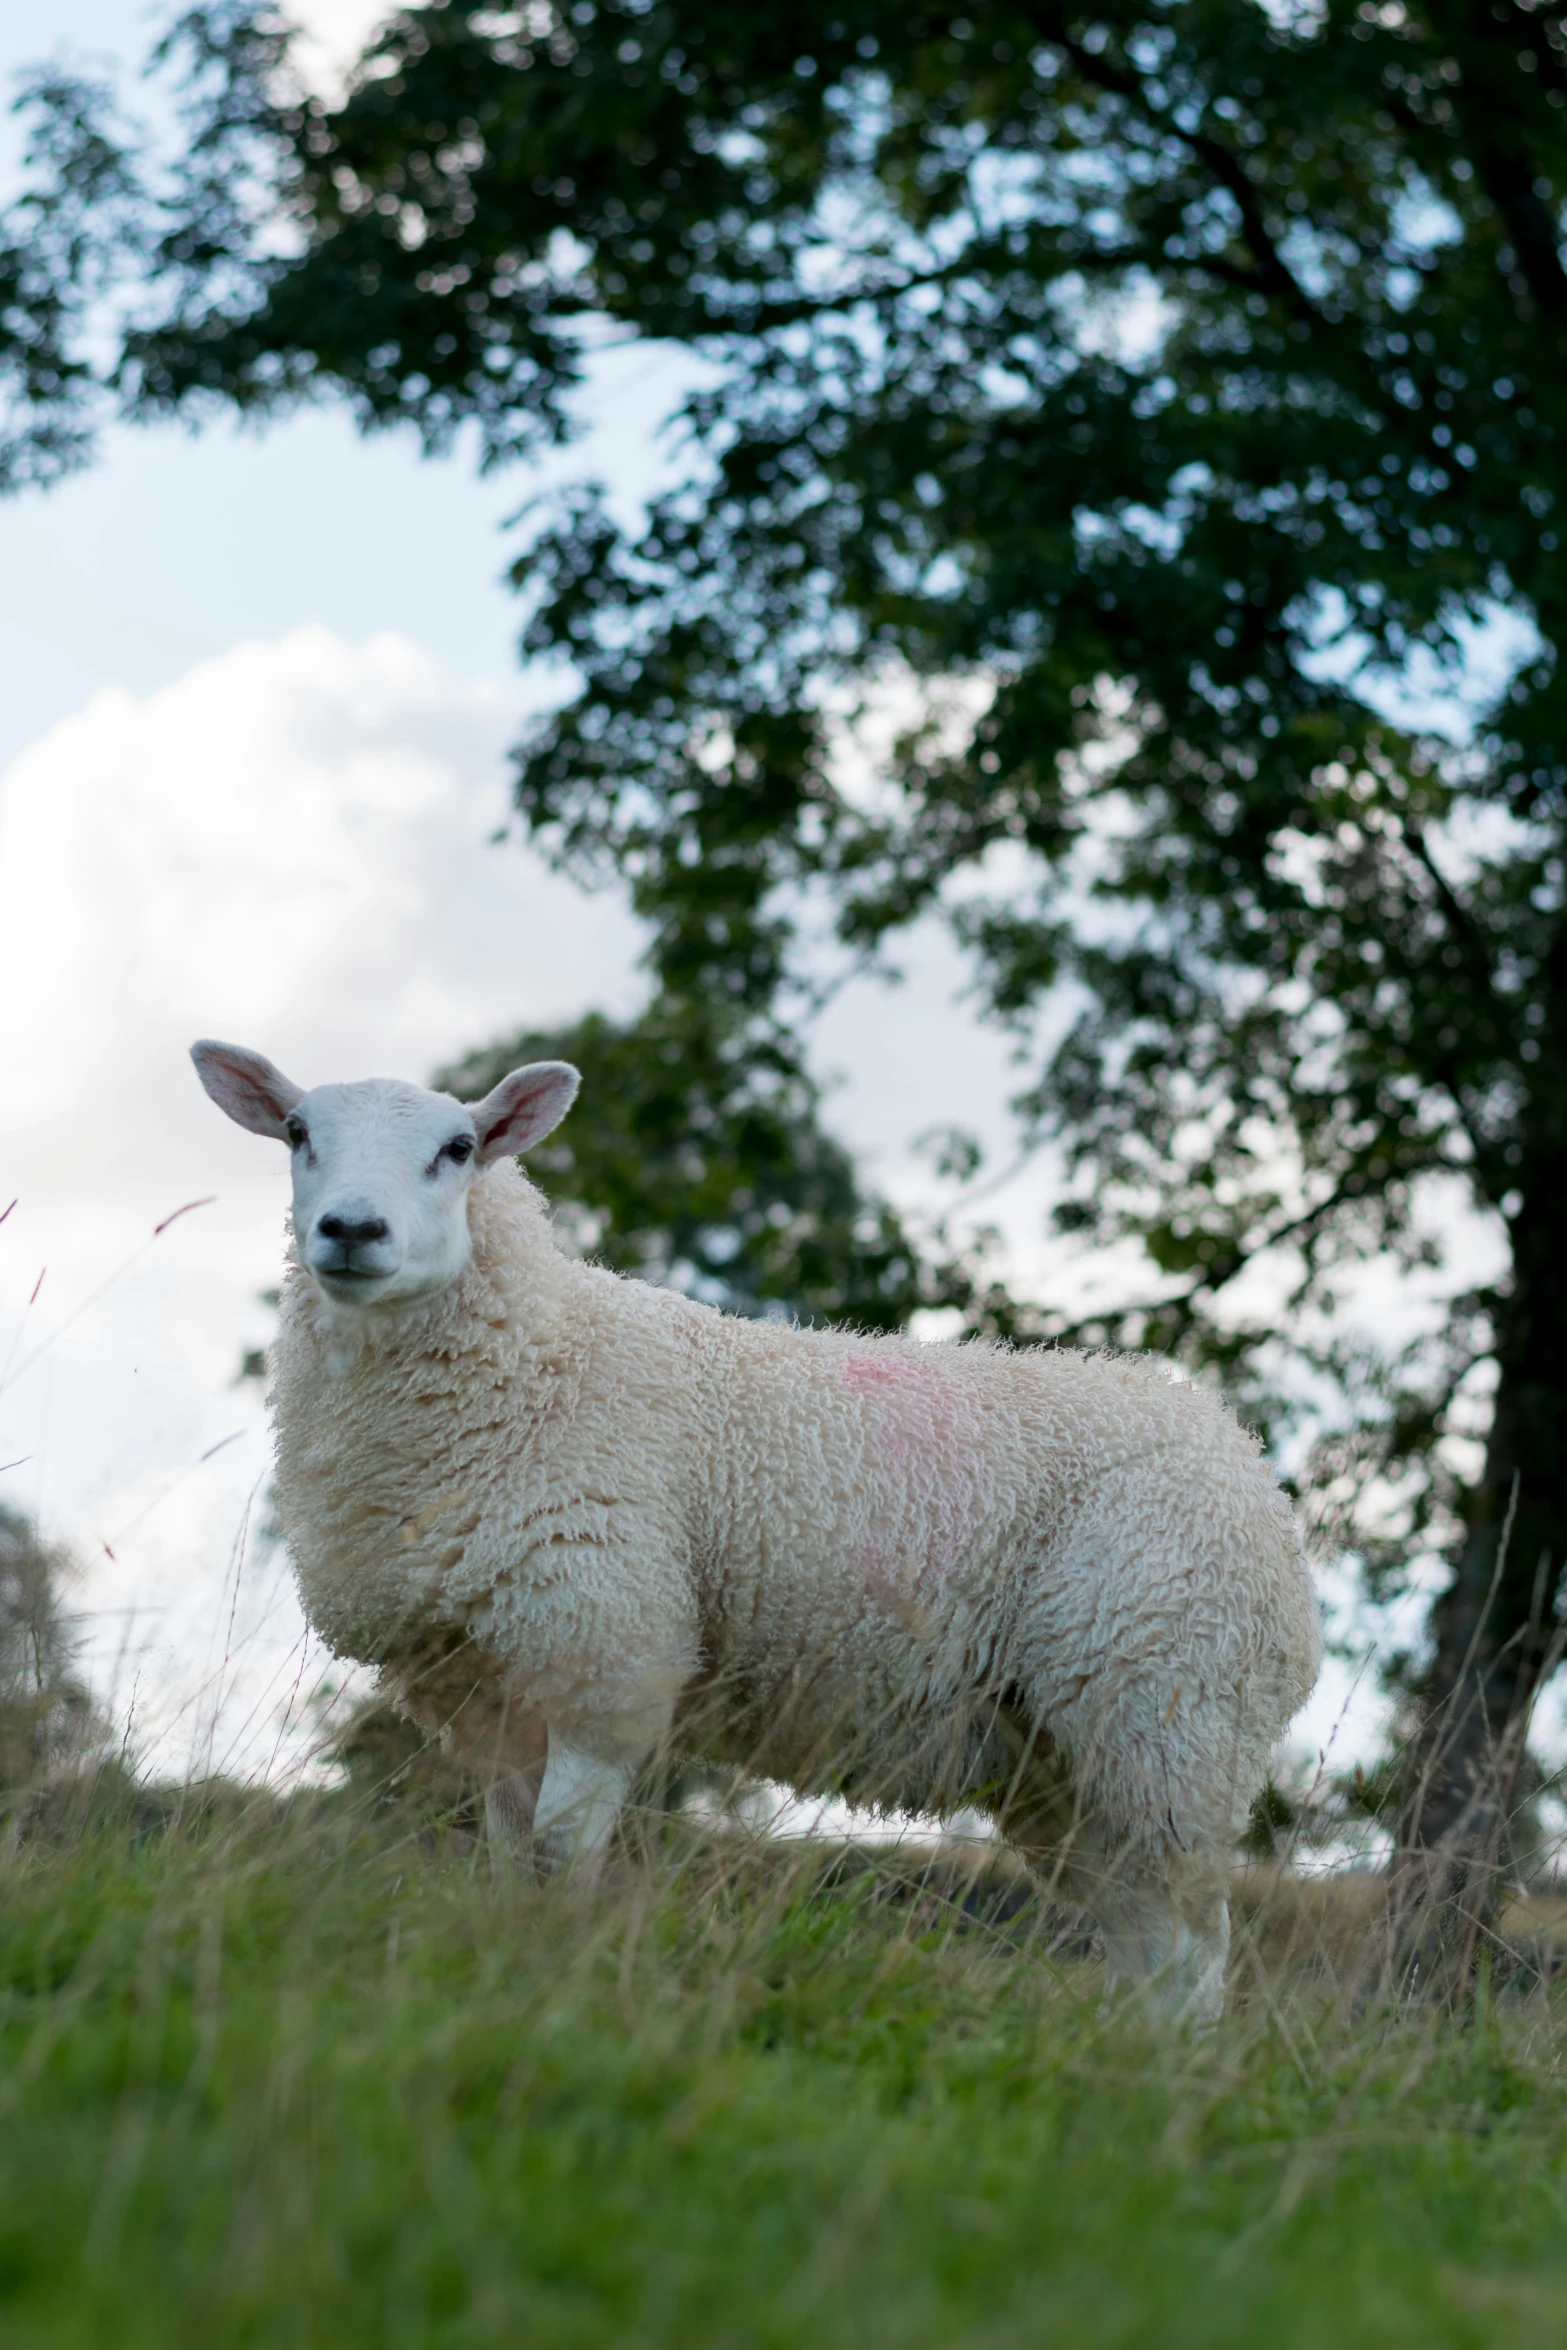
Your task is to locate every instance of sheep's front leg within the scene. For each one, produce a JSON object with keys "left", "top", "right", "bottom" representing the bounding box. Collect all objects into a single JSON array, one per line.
[
  {"left": 1096, "top": 1877, "right": 1230, "bottom": 2027},
  {"left": 1008, "top": 1792, "right": 1231, "bottom": 2026},
  {"left": 533, "top": 1738, "right": 633, "bottom": 1885}
]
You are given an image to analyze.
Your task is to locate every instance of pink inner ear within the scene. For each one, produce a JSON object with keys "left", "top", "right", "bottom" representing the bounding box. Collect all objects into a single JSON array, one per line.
[
  {"left": 474, "top": 1062, "right": 579, "bottom": 1161},
  {"left": 191, "top": 1041, "right": 303, "bottom": 1139}
]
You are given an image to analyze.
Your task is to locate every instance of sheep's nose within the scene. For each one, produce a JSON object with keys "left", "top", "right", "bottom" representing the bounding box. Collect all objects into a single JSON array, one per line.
[{"left": 317, "top": 1213, "right": 391, "bottom": 1248}]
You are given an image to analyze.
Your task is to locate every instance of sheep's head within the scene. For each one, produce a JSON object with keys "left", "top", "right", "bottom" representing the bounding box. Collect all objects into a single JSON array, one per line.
[{"left": 190, "top": 1042, "right": 579, "bottom": 1310}]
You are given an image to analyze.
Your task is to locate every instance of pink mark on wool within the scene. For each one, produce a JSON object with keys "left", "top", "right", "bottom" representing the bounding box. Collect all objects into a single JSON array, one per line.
[
  {"left": 858, "top": 1532, "right": 902, "bottom": 1586},
  {"left": 841, "top": 1352, "right": 938, "bottom": 1392},
  {"left": 840, "top": 1348, "right": 977, "bottom": 1585},
  {"left": 842, "top": 1349, "right": 960, "bottom": 1462}
]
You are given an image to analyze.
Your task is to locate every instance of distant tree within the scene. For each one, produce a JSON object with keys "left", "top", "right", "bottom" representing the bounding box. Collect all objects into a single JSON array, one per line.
[
  {"left": 0, "top": 1505, "right": 98, "bottom": 1794},
  {"left": 12, "top": 0, "right": 1567, "bottom": 1946}
]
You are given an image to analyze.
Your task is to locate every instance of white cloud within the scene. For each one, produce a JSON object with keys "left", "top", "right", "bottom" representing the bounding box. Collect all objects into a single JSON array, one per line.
[
  {"left": 0, "top": 627, "right": 643, "bottom": 1776},
  {"left": 287, "top": 0, "right": 395, "bottom": 102}
]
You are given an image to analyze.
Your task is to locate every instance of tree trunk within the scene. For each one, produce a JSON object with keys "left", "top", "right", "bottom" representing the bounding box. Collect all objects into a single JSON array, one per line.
[{"left": 1393, "top": 1194, "right": 1567, "bottom": 1988}]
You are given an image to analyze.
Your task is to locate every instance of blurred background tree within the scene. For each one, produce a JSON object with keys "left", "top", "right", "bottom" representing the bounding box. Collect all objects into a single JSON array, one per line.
[
  {"left": 7, "top": 0, "right": 1567, "bottom": 1932},
  {"left": 436, "top": 997, "right": 984, "bottom": 1328},
  {"left": 0, "top": 1504, "right": 100, "bottom": 1800}
]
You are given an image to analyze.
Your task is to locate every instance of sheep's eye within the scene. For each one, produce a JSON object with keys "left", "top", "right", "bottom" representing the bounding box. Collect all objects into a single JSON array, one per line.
[
  {"left": 284, "top": 1116, "right": 308, "bottom": 1151},
  {"left": 442, "top": 1135, "right": 475, "bottom": 1166}
]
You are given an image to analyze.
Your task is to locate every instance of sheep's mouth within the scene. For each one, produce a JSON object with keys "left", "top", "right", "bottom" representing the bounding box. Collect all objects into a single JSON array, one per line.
[{"left": 313, "top": 1263, "right": 398, "bottom": 1297}]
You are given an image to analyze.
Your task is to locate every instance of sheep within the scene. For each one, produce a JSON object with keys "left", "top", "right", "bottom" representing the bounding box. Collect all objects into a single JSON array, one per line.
[{"left": 192, "top": 1038, "right": 1320, "bottom": 2020}]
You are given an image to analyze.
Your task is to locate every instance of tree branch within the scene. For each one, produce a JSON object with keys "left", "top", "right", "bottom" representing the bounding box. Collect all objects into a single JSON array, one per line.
[
  {"left": 661, "top": 231, "right": 1278, "bottom": 343},
  {"left": 1031, "top": 1171, "right": 1372, "bottom": 1345},
  {"left": 1468, "top": 136, "right": 1567, "bottom": 324},
  {"left": 1024, "top": 13, "right": 1329, "bottom": 331},
  {"left": 1405, "top": 823, "right": 1505, "bottom": 1013},
  {"left": 1379, "top": 7, "right": 1567, "bottom": 327}
]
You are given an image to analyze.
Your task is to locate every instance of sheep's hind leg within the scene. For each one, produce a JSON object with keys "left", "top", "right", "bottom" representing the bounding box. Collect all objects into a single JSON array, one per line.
[
  {"left": 1001, "top": 1769, "right": 1230, "bottom": 2025},
  {"left": 1091, "top": 1861, "right": 1230, "bottom": 2027}
]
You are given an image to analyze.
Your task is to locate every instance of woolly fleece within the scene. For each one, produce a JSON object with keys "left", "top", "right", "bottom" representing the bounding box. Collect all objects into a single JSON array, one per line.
[{"left": 272, "top": 1160, "right": 1319, "bottom": 1919}]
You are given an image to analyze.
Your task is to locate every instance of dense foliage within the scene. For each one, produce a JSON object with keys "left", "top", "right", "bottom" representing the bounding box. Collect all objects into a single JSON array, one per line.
[
  {"left": 7, "top": 0, "right": 1567, "bottom": 1887},
  {"left": 438, "top": 1001, "right": 980, "bottom": 1327}
]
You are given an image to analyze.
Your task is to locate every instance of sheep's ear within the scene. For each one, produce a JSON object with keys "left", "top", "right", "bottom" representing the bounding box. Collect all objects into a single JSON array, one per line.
[
  {"left": 190, "top": 1040, "right": 304, "bottom": 1140},
  {"left": 472, "top": 1061, "right": 580, "bottom": 1163}
]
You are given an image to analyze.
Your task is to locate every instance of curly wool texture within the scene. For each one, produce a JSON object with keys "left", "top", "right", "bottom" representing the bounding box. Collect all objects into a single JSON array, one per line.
[{"left": 272, "top": 1161, "right": 1320, "bottom": 1864}]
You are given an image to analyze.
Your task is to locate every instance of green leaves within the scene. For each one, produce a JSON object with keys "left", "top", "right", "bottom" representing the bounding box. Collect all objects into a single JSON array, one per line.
[
  {"left": 436, "top": 994, "right": 978, "bottom": 1330},
  {"left": 0, "top": 65, "right": 143, "bottom": 492}
]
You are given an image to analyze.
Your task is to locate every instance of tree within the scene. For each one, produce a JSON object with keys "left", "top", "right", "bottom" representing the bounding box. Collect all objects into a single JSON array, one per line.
[
  {"left": 0, "top": 1505, "right": 98, "bottom": 1795},
  {"left": 436, "top": 995, "right": 980, "bottom": 1329},
  {"left": 10, "top": 0, "right": 1567, "bottom": 1942}
]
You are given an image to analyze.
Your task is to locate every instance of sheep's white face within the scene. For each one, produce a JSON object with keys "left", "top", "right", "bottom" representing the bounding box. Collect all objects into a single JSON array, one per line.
[{"left": 190, "top": 1043, "right": 579, "bottom": 1313}]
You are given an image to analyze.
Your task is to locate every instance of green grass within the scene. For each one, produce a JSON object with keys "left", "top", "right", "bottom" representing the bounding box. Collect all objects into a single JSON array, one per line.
[{"left": 4, "top": 1803, "right": 1567, "bottom": 2348}]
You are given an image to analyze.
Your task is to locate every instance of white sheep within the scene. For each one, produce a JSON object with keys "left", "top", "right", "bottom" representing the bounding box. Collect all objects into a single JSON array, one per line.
[{"left": 193, "top": 1040, "right": 1320, "bottom": 2019}]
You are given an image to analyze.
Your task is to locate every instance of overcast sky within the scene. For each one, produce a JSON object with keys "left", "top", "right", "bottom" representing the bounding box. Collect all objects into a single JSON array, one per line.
[{"left": 0, "top": 0, "right": 1378, "bottom": 1787}]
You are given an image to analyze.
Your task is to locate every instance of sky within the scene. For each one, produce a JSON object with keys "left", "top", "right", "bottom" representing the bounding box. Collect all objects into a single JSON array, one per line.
[{"left": 0, "top": 0, "right": 1379, "bottom": 1791}]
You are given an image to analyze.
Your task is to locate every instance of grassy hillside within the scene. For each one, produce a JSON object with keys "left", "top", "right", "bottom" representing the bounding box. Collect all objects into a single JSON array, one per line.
[{"left": 3, "top": 1800, "right": 1567, "bottom": 2349}]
